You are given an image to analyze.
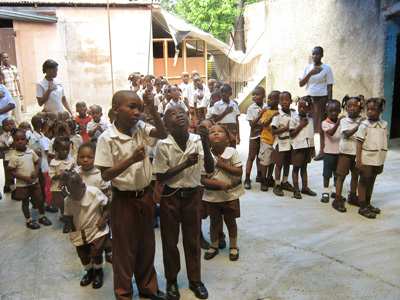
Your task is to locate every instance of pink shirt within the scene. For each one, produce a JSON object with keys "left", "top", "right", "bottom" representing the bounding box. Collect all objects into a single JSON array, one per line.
[{"left": 322, "top": 118, "right": 341, "bottom": 154}]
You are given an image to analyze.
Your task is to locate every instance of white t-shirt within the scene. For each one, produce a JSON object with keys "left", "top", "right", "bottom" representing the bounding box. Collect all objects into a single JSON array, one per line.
[
  {"left": 339, "top": 116, "right": 362, "bottom": 155},
  {"left": 301, "top": 63, "right": 334, "bottom": 96},
  {"left": 8, "top": 148, "right": 40, "bottom": 187},
  {"left": 36, "top": 77, "right": 65, "bottom": 113},
  {"left": 211, "top": 99, "right": 241, "bottom": 124},
  {"left": 289, "top": 113, "right": 314, "bottom": 150},
  {"left": 356, "top": 119, "right": 388, "bottom": 166}
]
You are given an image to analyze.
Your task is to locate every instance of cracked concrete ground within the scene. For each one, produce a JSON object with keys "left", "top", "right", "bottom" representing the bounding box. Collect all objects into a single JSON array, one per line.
[{"left": 1, "top": 114, "right": 399, "bottom": 300}]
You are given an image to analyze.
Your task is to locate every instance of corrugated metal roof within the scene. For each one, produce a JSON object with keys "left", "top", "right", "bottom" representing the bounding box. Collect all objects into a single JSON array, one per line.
[
  {"left": 0, "top": 8, "right": 57, "bottom": 22},
  {"left": 0, "top": 0, "right": 160, "bottom": 4}
]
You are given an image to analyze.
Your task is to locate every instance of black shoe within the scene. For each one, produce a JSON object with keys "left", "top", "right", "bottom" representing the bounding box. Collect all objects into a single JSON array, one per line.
[
  {"left": 293, "top": 190, "right": 302, "bottom": 199},
  {"left": 80, "top": 268, "right": 94, "bottom": 286},
  {"left": 260, "top": 180, "right": 268, "bottom": 191},
  {"left": 281, "top": 181, "right": 294, "bottom": 192},
  {"left": 267, "top": 177, "right": 275, "bottom": 187},
  {"left": 358, "top": 208, "right": 376, "bottom": 219},
  {"left": 63, "top": 223, "right": 70, "bottom": 233},
  {"left": 347, "top": 194, "right": 360, "bottom": 207},
  {"left": 45, "top": 205, "right": 58, "bottom": 213},
  {"left": 313, "top": 153, "right": 323, "bottom": 161},
  {"left": 244, "top": 179, "right": 251, "bottom": 190},
  {"left": 218, "top": 232, "right": 226, "bottom": 249},
  {"left": 0, "top": 192, "right": 2, "bottom": 200},
  {"left": 189, "top": 281, "right": 208, "bottom": 299},
  {"left": 229, "top": 247, "right": 239, "bottom": 261},
  {"left": 301, "top": 187, "right": 317, "bottom": 196},
  {"left": 11, "top": 190, "right": 22, "bottom": 201},
  {"left": 166, "top": 280, "right": 180, "bottom": 300},
  {"left": 320, "top": 193, "right": 330, "bottom": 203},
  {"left": 368, "top": 205, "right": 381, "bottom": 214},
  {"left": 39, "top": 216, "right": 52, "bottom": 226},
  {"left": 330, "top": 192, "right": 336, "bottom": 199},
  {"left": 140, "top": 290, "right": 169, "bottom": 300},
  {"left": 26, "top": 219, "right": 40, "bottom": 230},
  {"left": 154, "top": 217, "right": 159, "bottom": 228},
  {"left": 92, "top": 267, "right": 104, "bottom": 289},
  {"left": 204, "top": 247, "right": 218, "bottom": 260},
  {"left": 3, "top": 186, "right": 11, "bottom": 193},
  {"left": 200, "top": 237, "right": 210, "bottom": 250},
  {"left": 105, "top": 251, "right": 112, "bottom": 263},
  {"left": 273, "top": 185, "right": 284, "bottom": 196},
  {"left": 255, "top": 176, "right": 263, "bottom": 182}
]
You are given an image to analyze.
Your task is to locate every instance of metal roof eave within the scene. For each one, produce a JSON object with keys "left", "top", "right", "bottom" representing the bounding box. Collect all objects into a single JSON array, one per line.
[{"left": 0, "top": 8, "right": 58, "bottom": 22}]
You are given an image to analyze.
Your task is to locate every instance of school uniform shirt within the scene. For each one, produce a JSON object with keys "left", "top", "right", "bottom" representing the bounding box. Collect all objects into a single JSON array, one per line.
[
  {"left": 0, "top": 84, "right": 15, "bottom": 124},
  {"left": 64, "top": 185, "right": 109, "bottom": 245},
  {"left": 246, "top": 102, "right": 268, "bottom": 139},
  {"left": 339, "top": 116, "right": 362, "bottom": 155},
  {"left": 40, "top": 135, "right": 51, "bottom": 173},
  {"left": 184, "top": 83, "right": 210, "bottom": 107},
  {"left": 86, "top": 119, "right": 109, "bottom": 139},
  {"left": 322, "top": 118, "right": 341, "bottom": 154},
  {"left": 211, "top": 99, "right": 241, "bottom": 124},
  {"left": 75, "top": 165, "right": 110, "bottom": 191},
  {"left": 289, "top": 113, "right": 315, "bottom": 150},
  {"left": 8, "top": 148, "right": 40, "bottom": 187},
  {"left": 271, "top": 109, "right": 292, "bottom": 151},
  {"left": 261, "top": 108, "right": 278, "bottom": 145},
  {"left": 356, "top": 119, "right": 388, "bottom": 166},
  {"left": 179, "top": 82, "right": 189, "bottom": 95},
  {"left": 200, "top": 92, "right": 212, "bottom": 111},
  {"left": 94, "top": 121, "right": 156, "bottom": 191},
  {"left": 301, "top": 63, "right": 335, "bottom": 96},
  {"left": 193, "top": 89, "right": 206, "bottom": 108},
  {"left": 49, "top": 157, "right": 76, "bottom": 191},
  {"left": 36, "top": 77, "right": 65, "bottom": 113},
  {"left": 164, "top": 99, "right": 189, "bottom": 113},
  {"left": 202, "top": 147, "right": 245, "bottom": 202},
  {"left": 75, "top": 115, "right": 92, "bottom": 143},
  {"left": 70, "top": 134, "right": 83, "bottom": 162},
  {"left": 153, "top": 133, "right": 216, "bottom": 188},
  {"left": 0, "top": 131, "right": 13, "bottom": 160}
]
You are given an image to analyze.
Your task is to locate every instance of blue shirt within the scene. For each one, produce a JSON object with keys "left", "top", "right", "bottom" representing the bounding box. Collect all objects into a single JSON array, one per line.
[{"left": 0, "top": 84, "right": 15, "bottom": 124}]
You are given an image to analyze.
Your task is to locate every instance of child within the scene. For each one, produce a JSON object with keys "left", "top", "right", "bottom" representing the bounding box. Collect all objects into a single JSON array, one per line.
[
  {"left": 244, "top": 87, "right": 268, "bottom": 189},
  {"left": 95, "top": 90, "right": 168, "bottom": 300},
  {"left": 320, "top": 100, "right": 343, "bottom": 203},
  {"left": 211, "top": 84, "right": 240, "bottom": 148},
  {"left": 201, "top": 124, "right": 244, "bottom": 261},
  {"left": 193, "top": 76, "right": 206, "bottom": 120},
  {"left": 49, "top": 136, "right": 76, "bottom": 233},
  {"left": 356, "top": 98, "right": 387, "bottom": 218},
  {"left": 205, "top": 90, "right": 221, "bottom": 120},
  {"left": 62, "top": 170, "right": 109, "bottom": 289},
  {"left": 271, "top": 91, "right": 295, "bottom": 196},
  {"left": 87, "top": 105, "right": 109, "bottom": 139},
  {"left": 334, "top": 96, "right": 365, "bottom": 212},
  {"left": 8, "top": 129, "right": 52, "bottom": 229},
  {"left": 75, "top": 101, "right": 92, "bottom": 142},
  {"left": 179, "top": 71, "right": 190, "bottom": 95},
  {"left": 154, "top": 106, "right": 215, "bottom": 300},
  {"left": 0, "top": 117, "right": 18, "bottom": 200},
  {"left": 259, "top": 90, "right": 280, "bottom": 191},
  {"left": 289, "top": 96, "right": 317, "bottom": 199},
  {"left": 58, "top": 111, "right": 70, "bottom": 121},
  {"left": 164, "top": 85, "right": 189, "bottom": 113}
]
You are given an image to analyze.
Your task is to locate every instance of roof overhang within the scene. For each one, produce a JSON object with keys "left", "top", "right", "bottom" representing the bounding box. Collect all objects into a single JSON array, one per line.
[{"left": 0, "top": 8, "right": 58, "bottom": 22}]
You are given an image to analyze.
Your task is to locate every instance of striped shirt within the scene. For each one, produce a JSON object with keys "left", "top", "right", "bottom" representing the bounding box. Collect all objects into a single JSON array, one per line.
[{"left": 1, "top": 64, "right": 20, "bottom": 97}]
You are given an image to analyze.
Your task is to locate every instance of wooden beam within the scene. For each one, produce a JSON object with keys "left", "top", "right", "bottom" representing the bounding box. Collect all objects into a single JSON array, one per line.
[
  {"left": 183, "top": 40, "right": 187, "bottom": 72},
  {"left": 204, "top": 41, "right": 207, "bottom": 81},
  {"left": 164, "top": 40, "right": 168, "bottom": 80}
]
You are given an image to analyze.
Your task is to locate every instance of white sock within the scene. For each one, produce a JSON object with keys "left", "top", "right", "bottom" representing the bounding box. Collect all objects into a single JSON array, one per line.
[
  {"left": 323, "top": 187, "right": 329, "bottom": 194},
  {"left": 94, "top": 263, "right": 102, "bottom": 269},
  {"left": 26, "top": 217, "right": 32, "bottom": 222},
  {"left": 282, "top": 176, "right": 288, "bottom": 183},
  {"left": 83, "top": 263, "right": 93, "bottom": 270},
  {"left": 332, "top": 186, "right": 336, "bottom": 193}
]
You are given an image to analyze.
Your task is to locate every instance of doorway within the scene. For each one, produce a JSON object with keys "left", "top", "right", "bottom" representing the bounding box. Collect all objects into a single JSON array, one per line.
[{"left": 391, "top": 34, "right": 400, "bottom": 138}]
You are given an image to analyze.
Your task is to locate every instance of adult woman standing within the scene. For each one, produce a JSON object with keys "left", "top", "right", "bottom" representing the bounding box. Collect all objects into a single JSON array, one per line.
[
  {"left": 299, "top": 46, "right": 334, "bottom": 161},
  {"left": 36, "top": 59, "right": 73, "bottom": 116}
]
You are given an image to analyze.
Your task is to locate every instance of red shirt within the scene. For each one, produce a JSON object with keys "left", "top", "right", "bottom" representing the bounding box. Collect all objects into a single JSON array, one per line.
[{"left": 75, "top": 115, "right": 92, "bottom": 142}]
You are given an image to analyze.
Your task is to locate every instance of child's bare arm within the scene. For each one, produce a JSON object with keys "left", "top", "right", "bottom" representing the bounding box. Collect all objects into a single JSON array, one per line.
[
  {"left": 213, "top": 106, "right": 233, "bottom": 123},
  {"left": 236, "top": 115, "right": 240, "bottom": 145},
  {"left": 326, "top": 116, "right": 345, "bottom": 136},
  {"left": 355, "top": 140, "right": 364, "bottom": 169},
  {"left": 96, "top": 202, "right": 109, "bottom": 230},
  {"left": 216, "top": 157, "right": 242, "bottom": 177},
  {"left": 9, "top": 168, "right": 35, "bottom": 185},
  {"left": 271, "top": 121, "right": 290, "bottom": 135},
  {"left": 100, "top": 145, "right": 146, "bottom": 182},
  {"left": 343, "top": 117, "right": 366, "bottom": 138},
  {"left": 198, "top": 125, "right": 215, "bottom": 174},
  {"left": 201, "top": 175, "right": 231, "bottom": 191},
  {"left": 144, "top": 89, "right": 168, "bottom": 139},
  {"left": 64, "top": 215, "right": 76, "bottom": 232},
  {"left": 249, "top": 108, "right": 267, "bottom": 128}
]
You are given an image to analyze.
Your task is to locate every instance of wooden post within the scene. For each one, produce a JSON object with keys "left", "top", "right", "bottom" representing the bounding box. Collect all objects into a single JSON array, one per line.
[
  {"left": 164, "top": 40, "right": 168, "bottom": 80},
  {"left": 183, "top": 40, "right": 187, "bottom": 71},
  {"left": 204, "top": 41, "right": 207, "bottom": 81}
]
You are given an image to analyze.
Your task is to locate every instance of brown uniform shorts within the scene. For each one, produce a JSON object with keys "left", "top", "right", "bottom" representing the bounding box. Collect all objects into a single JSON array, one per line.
[
  {"left": 76, "top": 233, "right": 110, "bottom": 259},
  {"left": 336, "top": 153, "right": 357, "bottom": 176},
  {"left": 206, "top": 199, "right": 240, "bottom": 220},
  {"left": 291, "top": 148, "right": 313, "bottom": 167},
  {"left": 358, "top": 165, "right": 383, "bottom": 178},
  {"left": 271, "top": 144, "right": 291, "bottom": 167}
]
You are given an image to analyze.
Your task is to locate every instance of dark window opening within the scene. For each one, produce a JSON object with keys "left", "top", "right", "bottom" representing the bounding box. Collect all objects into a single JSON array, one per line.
[{"left": 391, "top": 34, "right": 400, "bottom": 138}]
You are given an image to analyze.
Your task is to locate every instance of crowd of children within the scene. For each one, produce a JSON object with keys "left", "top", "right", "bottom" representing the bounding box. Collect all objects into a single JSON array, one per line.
[{"left": 0, "top": 67, "right": 389, "bottom": 300}]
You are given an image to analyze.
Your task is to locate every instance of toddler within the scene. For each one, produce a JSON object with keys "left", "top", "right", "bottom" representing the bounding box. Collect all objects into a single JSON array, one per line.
[
  {"left": 75, "top": 101, "right": 92, "bottom": 142},
  {"left": 87, "top": 105, "right": 109, "bottom": 139},
  {"left": 0, "top": 117, "right": 17, "bottom": 200}
]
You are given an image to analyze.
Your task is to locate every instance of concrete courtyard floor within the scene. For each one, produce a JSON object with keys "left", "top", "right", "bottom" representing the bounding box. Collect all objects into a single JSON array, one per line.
[{"left": 1, "top": 114, "right": 400, "bottom": 300}]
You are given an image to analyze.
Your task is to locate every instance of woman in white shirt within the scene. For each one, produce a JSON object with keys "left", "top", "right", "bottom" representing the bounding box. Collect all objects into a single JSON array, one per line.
[{"left": 299, "top": 46, "right": 334, "bottom": 161}]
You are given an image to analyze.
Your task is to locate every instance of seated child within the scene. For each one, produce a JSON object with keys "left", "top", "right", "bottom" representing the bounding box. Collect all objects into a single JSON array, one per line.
[
  {"left": 87, "top": 105, "right": 109, "bottom": 139},
  {"left": 201, "top": 124, "right": 244, "bottom": 261},
  {"left": 8, "top": 128, "right": 52, "bottom": 229},
  {"left": 62, "top": 170, "right": 109, "bottom": 289},
  {"left": 75, "top": 101, "right": 92, "bottom": 142}
]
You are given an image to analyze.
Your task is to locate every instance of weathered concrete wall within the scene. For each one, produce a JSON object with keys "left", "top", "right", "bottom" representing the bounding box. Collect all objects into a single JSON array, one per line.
[
  {"left": 261, "top": 0, "right": 386, "bottom": 101},
  {"left": 14, "top": 7, "right": 152, "bottom": 112}
]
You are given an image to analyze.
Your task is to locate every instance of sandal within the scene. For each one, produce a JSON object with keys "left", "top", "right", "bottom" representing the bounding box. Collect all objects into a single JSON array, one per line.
[
  {"left": 320, "top": 193, "right": 329, "bottom": 203},
  {"left": 204, "top": 247, "right": 218, "bottom": 260},
  {"left": 358, "top": 208, "right": 376, "bottom": 219},
  {"left": 293, "top": 189, "right": 302, "bottom": 199},
  {"left": 347, "top": 194, "right": 360, "bottom": 207},
  {"left": 332, "top": 200, "right": 347, "bottom": 213},
  {"left": 368, "top": 205, "right": 381, "bottom": 214},
  {"left": 229, "top": 247, "right": 239, "bottom": 261}
]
